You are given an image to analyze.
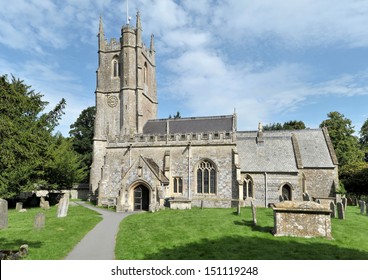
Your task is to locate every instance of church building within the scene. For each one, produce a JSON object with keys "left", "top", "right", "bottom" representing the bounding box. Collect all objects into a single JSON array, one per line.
[{"left": 90, "top": 13, "right": 339, "bottom": 211}]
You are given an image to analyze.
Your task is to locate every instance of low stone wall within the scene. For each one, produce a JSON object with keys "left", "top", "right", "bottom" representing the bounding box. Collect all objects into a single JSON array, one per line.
[{"left": 273, "top": 201, "right": 332, "bottom": 239}]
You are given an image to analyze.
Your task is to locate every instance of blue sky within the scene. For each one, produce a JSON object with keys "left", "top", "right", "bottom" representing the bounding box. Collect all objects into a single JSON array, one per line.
[{"left": 1, "top": 0, "right": 367, "bottom": 136}]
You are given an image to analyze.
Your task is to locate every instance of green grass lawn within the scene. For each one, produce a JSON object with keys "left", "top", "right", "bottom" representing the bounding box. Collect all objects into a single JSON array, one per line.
[
  {"left": 0, "top": 204, "right": 102, "bottom": 260},
  {"left": 115, "top": 206, "right": 368, "bottom": 260}
]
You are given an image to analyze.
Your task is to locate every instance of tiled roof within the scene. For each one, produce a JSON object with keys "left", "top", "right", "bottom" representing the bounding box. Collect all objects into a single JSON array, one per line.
[
  {"left": 236, "top": 129, "right": 335, "bottom": 172},
  {"left": 143, "top": 115, "right": 234, "bottom": 134}
]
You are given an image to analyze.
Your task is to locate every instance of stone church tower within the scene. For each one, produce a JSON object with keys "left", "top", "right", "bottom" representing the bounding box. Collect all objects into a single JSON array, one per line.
[
  {"left": 90, "top": 13, "right": 338, "bottom": 211},
  {"left": 90, "top": 13, "right": 157, "bottom": 195}
]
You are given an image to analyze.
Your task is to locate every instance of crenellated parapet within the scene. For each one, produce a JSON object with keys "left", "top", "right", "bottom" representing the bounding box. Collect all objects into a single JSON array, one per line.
[{"left": 107, "top": 131, "right": 236, "bottom": 147}]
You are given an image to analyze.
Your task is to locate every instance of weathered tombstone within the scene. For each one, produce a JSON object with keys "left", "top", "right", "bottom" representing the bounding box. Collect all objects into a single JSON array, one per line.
[
  {"left": 200, "top": 200, "right": 204, "bottom": 209},
  {"left": 337, "top": 202, "right": 345, "bottom": 220},
  {"left": 342, "top": 197, "right": 347, "bottom": 210},
  {"left": 16, "top": 202, "right": 23, "bottom": 211},
  {"left": 39, "top": 196, "right": 46, "bottom": 208},
  {"left": 43, "top": 201, "right": 50, "bottom": 210},
  {"left": 0, "top": 198, "right": 8, "bottom": 229},
  {"left": 360, "top": 200, "right": 365, "bottom": 214},
  {"left": 336, "top": 194, "right": 342, "bottom": 203},
  {"left": 251, "top": 201, "right": 257, "bottom": 226},
  {"left": 57, "top": 196, "right": 69, "bottom": 218},
  {"left": 355, "top": 198, "right": 359, "bottom": 207},
  {"left": 329, "top": 201, "right": 336, "bottom": 218},
  {"left": 34, "top": 213, "right": 45, "bottom": 229},
  {"left": 237, "top": 203, "right": 241, "bottom": 215},
  {"left": 347, "top": 197, "right": 353, "bottom": 206}
]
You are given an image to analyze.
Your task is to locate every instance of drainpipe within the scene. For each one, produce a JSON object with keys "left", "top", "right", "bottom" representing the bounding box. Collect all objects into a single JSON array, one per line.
[{"left": 265, "top": 172, "right": 268, "bottom": 207}]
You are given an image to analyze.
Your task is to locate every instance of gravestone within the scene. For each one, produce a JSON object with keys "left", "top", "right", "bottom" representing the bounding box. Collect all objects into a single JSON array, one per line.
[
  {"left": 342, "top": 197, "right": 347, "bottom": 210},
  {"left": 355, "top": 198, "right": 359, "bottom": 207},
  {"left": 336, "top": 194, "right": 342, "bottom": 203},
  {"left": 337, "top": 202, "right": 345, "bottom": 220},
  {"left": 251, "top": 201, "right": 257, "bottom": 226},
  {"left": 329, "top": 201, "right": 336, "bottom": 218},
  {"left": 200, "top": 200, "right": 204, "bottom": 209},
  {"left": 40, "top": 196, "right": 46, "bottom": 208},
  {"left": 16, "top": 202, "right": 23, "bottom": 211},
  {"left": 360, "top": 201, "right": 365, "bottom": 214},
  {"left": 0, "top": 198, "right": 8, "bottom": 229},
  {"left": 57, "top": 196, "right": 69, "bottom": 218},
  {"left": 273, "top": 201, "right": 332, "bottom": 239},
  {"left": 43, "top": 201, "right": 50, "bottom": 210},
  {"left": 34, "top": 213, "right": 45, "bottom": 229},
  {"left": 237, "top": 203, "right": 241, "bottom": 215}
]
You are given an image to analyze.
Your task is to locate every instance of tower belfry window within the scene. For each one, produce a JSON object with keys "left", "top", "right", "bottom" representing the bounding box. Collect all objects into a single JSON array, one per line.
[
  {"left": 144, "top": 62, "right": 148, "bottom": 84},
  {"left": 112, "top": 57, "right": 120, "bottom": 77}
]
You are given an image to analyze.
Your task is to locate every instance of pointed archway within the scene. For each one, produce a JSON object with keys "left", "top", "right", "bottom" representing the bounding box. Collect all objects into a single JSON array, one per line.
[{"left": 133, "top": 185, "right": 150, "bottom": 211}]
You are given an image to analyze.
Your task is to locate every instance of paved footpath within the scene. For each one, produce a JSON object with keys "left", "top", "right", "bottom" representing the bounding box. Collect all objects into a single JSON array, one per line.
[{"left": 65, "top": 202, "right": 134, "bottom": 260}]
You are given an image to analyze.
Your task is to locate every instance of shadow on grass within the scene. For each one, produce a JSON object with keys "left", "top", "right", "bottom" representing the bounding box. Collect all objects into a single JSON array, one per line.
[
  {"left": 140, "top": 236, "right": 368, "bottom": 260},
  {"left": 233, "top": 220, "right": 273, "bottom": 233},
  {"left": 0, "top": 237, "right": 43, "bottom": 250}
]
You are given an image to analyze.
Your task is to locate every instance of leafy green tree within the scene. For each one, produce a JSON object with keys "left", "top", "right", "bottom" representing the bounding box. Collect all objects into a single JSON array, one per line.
[
  {"left": 320, "top": 111, "right": 364, "bottom": 166},
  {"left": 360, "top": 118, "right": 368, "bottom": 162},
  {"left": 339, "top": 162, "right": 368, "bottom": 197},
  {"left": 263, "top": 122, "right": 283, "bottom": 131},
  {"left": 44, "top": 134, "right": 87, "bottom": 188},
  {"left": 283, "top": 120, "right": 306, "bottom": 130},
  {"left": 0, "top": 75, "right": 65, "bottom": 198},
  {"left": 69, "top": 106, "right": 96, "bottom": 182},
  {"left": 263, "top": 121, "right": 306, "bottom": 131}
]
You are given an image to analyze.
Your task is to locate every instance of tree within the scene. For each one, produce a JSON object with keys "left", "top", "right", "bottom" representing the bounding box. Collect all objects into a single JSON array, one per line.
[
  {"left": 360, "top": 118, "right": 368, "bottom": 162},
  {"left": 263, "top": 122, "right": 283, "bottom": 131},
  {"left": 168, "top": 111, "right": 181, "bottom": 119},
  {"left": 69, "top": 106, "right": 96, "bottom": 182},
  {"left": 263, "top": 120, "right": 306, "bottom": 131},
  {"left": 44, "top": 134, "right": 87, "bottom": 188},
  {"left": 0, "top": 75, "right": 66, "bottom": 198},
  {"left": 339, "top": 161, "right": 368, "bottom": 197},
  {"left": 320, "top": 111, "right": 364, "bottom": 166},
  {"left": 282, "top": 120, "right": 306, "bottom": 130}
]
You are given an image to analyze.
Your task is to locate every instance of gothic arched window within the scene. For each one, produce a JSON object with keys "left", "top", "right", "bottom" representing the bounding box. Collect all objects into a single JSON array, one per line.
[
  {"left": 243, "top": 175, "right": 254, "bottom": 199},
  {"left": 112, "top": 56, "right": 120, "bottom": 77},
  {"left": 196, "top": 160, "right": 217, "bottom": 194}
]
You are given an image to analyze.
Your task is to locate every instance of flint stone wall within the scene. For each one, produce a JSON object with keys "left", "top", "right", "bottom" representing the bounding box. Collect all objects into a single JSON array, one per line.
[{"left": 273, "top": 201, "right": 332, "bottom": 239}]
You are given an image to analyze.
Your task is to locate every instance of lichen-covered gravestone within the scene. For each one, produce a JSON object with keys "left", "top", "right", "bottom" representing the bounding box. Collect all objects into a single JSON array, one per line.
[
  {"left": 360, "top": 201, "right": 365, "bottom": 215},
  {"left": 329, "top": 201, "right": 336, "bottom": 218},
  {"left": 337, "top": 202, "right": 345, "bottom": 219},
  {"left": 34, "top": 213, "right": 45, "bottom": 229},
  {"left": 57, "top": 196, "right": 69, "bottom": 218},
  {"left": 273, "top": 201, "right": 332, "bottom": 239},
  {"left": 0, "top": 198, "right": 8, "bottom": 229},
  {"left": 342, "top": 197, "right": 347, "bottom": 210},
  {"left": 251, "top": 201, "right": 257, "bottom": 226},
  {"left": 16, "top": 202, "right": 23, "bottom": 211},
  {"left": 237, "top": 203, "right": 241, "bottom": 215}
]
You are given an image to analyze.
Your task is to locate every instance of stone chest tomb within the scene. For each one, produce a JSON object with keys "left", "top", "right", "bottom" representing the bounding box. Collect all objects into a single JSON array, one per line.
[{"left": 273, "top": 201, "right": 332, "bottom": 239}]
